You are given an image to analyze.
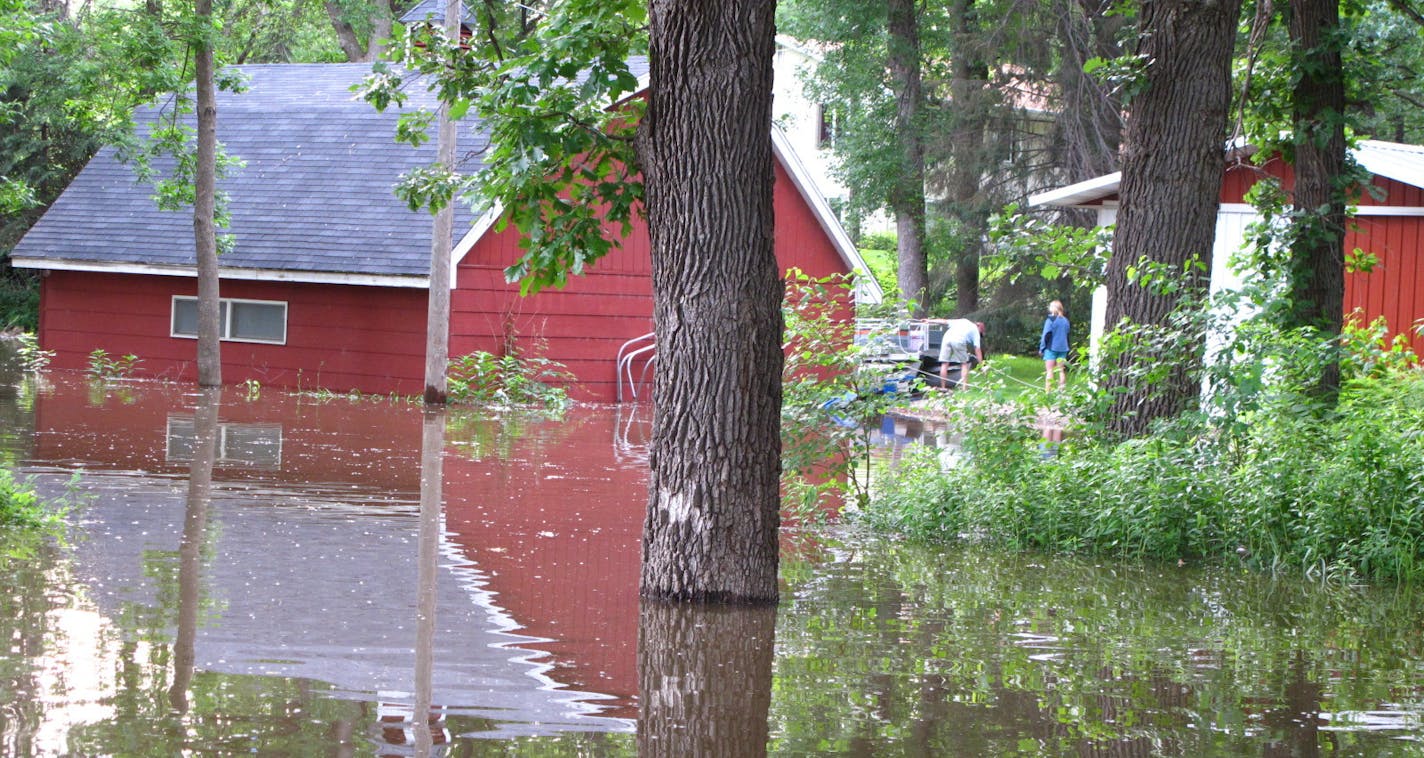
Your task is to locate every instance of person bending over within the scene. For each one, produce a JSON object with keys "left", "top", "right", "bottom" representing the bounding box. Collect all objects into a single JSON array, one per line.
[{"left": 930, "top": 318, "right": 984, "bottom": 390}]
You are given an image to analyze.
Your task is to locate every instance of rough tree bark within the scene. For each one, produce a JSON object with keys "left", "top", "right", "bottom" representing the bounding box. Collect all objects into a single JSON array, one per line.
[
  {"left": 888, "top": 0, "right": 930, "bottom": 316},
  {"left": 1287, "top": 0, "right": 1347, "bottom": 400},
  {"left": 325, "top": 0, "right": 368, "bottom": 61},
  {"left": 1101, "top": 0, "right": 1242, "bottom": 436},
  {"left": 194, "top": 0, "right": 221, "bottom": 387},
  {"left": 636, "top": 0, "right": 783, "bottom": 603}
]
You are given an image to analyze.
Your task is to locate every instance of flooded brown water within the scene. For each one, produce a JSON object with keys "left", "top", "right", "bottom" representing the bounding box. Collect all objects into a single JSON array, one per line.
[{"left": 2, "top": 358, "right": 1423, "bottom": 755}]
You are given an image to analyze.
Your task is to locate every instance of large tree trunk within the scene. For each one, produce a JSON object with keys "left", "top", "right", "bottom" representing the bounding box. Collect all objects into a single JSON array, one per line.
[
  {"left": 324, "top": 0, "right": 367, "bottom": 61},
  {"left": 194, "top": 0, "right": 221, "bottom": 387},
  {"left": 637, "top": 0, "right": 782, "bottom": 604},
  {"left": 888, "top": 0, "right": 929, "bottom": 317},
  {"left": 1101, "top": 0, "right": 1241, "bottom": 436},
  {"left": 367, "top": 0, "right": 397, "bottom": 61},
  {"left": 1287, "top": 0, "right": 1347, "bottom": 400},
  {"left": 637, "top": 602, "right": 776, "bottom": 753}
]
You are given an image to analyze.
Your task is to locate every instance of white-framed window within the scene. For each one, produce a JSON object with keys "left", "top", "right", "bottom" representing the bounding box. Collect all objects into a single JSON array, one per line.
[
  {"left": 171, "top": 296, "right": 287, "bottom": 345},
  {"left": 166, "top": 416, "right": 284, "bottom": 469}
]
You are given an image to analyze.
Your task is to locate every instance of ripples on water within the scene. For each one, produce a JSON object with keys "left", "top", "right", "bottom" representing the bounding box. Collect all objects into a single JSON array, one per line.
[{"left": 0, "top": 367, "right": 1421, "bottom": 755}]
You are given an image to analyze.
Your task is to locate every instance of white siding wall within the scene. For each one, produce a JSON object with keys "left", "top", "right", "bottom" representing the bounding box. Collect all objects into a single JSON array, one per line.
[{"left": 1088, "top": 205, "right": 1260, "bottom": 368}]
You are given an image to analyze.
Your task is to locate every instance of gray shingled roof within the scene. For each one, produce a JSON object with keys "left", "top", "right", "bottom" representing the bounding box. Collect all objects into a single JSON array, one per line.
[
  {"left": 12, "top": 63, "right": 489, "bottom": 281},
  {"left": 398, "top": 0, "right": 479, "bottom": 25}
]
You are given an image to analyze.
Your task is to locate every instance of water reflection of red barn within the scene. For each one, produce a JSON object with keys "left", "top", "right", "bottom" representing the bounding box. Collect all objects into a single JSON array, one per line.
[
  {"left": 28, "top": 381, "right": 645, "bottom": 718},
  {"left": 29, "top": 382, "right": 423, "bottom": 491},
  {"left": 439, "top": 411, "right": 648, "bottom": 720}
]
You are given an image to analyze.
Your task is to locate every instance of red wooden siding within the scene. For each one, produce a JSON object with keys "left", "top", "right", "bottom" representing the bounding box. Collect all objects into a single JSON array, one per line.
[
  {"left": 1346, "top": 214, "right": 1424, "bottom": 354},
  {"left": 35, "top": 157, "right": 854, "bottom": 399},
  {"left": 39, "top": 271, "right": 427, "bottom": 394},
  {"left": 451, "top": 158, "right": 854, "bottom": 402},
  {"left": 1219, "top": 163, "right": 1424, "bottom": 353}
]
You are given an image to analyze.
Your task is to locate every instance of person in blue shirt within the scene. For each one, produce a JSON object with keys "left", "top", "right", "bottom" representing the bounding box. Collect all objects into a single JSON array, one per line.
[{"left": 1039, "top": 300, "right": 1070, "bottom": 392}]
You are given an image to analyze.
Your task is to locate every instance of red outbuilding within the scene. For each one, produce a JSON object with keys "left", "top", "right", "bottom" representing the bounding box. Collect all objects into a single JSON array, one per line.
[
  {"left": 12, "top": 62, "right": 876, "bottom": 402},
  {"left": 1029, "top": 141, "right": 1424, "bottom": 356}
]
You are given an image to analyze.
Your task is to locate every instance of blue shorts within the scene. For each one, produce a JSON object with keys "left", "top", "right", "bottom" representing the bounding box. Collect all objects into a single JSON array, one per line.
[{"left": 1042, "top": 349, "right": 1068, "bottom": 361}]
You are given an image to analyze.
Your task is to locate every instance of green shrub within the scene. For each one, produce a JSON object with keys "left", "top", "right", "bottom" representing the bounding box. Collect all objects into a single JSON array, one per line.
[
  {"left": 0, "top": 274, "right": 39, "bottom": 331},
  {"left": 14, "top": 332, "right": 53, "bottom": 373},
  {"left": 447, "top": 350, "right": 572, "bottom": 411},
  {"left": 782, "top": 270, "right": 915, "bottom": 517},
  {"left": 1, "top": 468, "right": 49, "bottom": 527},
  {"left": 86, "top": 348, "right": 141, "bottom": 381},
  {"left": 867, "top": 369, "right": 1424, "bottom": 582}
]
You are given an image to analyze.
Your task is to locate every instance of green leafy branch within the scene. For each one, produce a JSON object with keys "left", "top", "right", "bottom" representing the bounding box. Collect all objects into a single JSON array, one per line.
[
  {"left": 357, "top": 0, "right": 648, "bottom": 295},
  {"left": 985, "top": 203, "right": 1112, "bottom": 287}
]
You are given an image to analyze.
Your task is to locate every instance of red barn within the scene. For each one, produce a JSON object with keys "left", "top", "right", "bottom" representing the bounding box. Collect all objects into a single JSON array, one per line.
[
  {"left": 1029, "top": 141, "right": 1424, "bottom": 356},
  {"left": 11, "top": 62, "right": 877, "bottom": 402}
]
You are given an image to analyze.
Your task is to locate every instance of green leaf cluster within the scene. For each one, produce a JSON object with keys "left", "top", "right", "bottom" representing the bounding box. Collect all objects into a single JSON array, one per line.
[
  {"left": 782, "top": 270, "right": 921, "bottom": 517},
  {"left": 358, "top": 0, "right": 648, "bottom": 295},
  {"left": 447, "top": 349, "right": 573, "bottom": 412}
]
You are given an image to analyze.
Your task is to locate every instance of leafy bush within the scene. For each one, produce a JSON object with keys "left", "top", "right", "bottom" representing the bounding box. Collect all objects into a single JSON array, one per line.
[
  {"left": 1339, "top": 310, "right": 1420, "bottom": 379},
  {"left": 867, "top": 368, "right": 1424, "bottom": 582},
  {"left": 14, "top": 332, "right": 53, "bottom": 373},
  {"left": 447, "top": 350, "right": 572, "bottom": 411},
  {"left": 0, "top": 274, "right": 39, "bottom": 331},
  {"left": 86, "top": 348, "right": 141, "bottom": 381},
  {"left": 782, "top": 270, "right": 917, "bottom": 517},
  {"left": 0, "top": 468, "right": 50, "bottom": 527}
]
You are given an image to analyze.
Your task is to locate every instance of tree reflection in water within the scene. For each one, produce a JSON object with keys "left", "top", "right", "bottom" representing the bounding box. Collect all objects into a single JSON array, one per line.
[
  {"left": 638, "top": 601, "right": 776, "bottom": 756},
  {"left": 169, "top": 387, "right": 220, "bottom": 713},
  {"left": 1, "top": 374, "right": 1422, "bottom": 755}
]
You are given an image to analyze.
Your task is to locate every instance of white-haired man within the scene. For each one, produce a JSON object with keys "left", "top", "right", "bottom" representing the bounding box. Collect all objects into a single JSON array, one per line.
[{"left": 930, "top": 318, "right": 984, "bottom": 389}]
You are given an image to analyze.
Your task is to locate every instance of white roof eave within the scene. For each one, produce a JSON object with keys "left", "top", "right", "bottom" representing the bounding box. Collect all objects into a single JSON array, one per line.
[{"left": 1027, "top": 172, "right": 1122, "bottom": 209}]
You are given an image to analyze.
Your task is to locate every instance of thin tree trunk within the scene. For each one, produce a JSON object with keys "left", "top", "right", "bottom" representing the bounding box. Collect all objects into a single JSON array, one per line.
[
  {"left": 888, "top": 0, "right": 929, "bottom": 316},
  {"left": 423, "top": 0, "right": 459, "bottom": 405},
  {"left": 637, "top": 0, "right": 782, "bottom": 603},
  {"left": 1101, "top": 0, "right": 1241, "bottom": 436},
  {"left": 1288, "top": 0, "right": 1347, "bottom": 400},
  {"left": 946, "top": 0, "right": 989, "bottom": 315},
  {"left": 413, "top": 408, "right": 444, "bottom": 753},
  {"left": 194, "top": 0, "right": 221, "bottom": 387},
  {"left": 169, "top": 387, "right": 220, "bottom": 712}
]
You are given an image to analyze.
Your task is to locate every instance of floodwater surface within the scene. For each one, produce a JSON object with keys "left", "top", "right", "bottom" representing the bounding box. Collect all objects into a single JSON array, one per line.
[{"left": 1, "top": 361, "right": 1422, "bottom": 755}]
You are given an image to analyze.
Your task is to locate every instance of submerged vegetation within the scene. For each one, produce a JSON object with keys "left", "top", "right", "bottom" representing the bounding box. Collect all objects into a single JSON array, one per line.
[
  {"left": 447, "top": 349, "right": 573, "bottom": 412},
  {"left": 0, "top": 467, "right": 51, "bottom": 527}
]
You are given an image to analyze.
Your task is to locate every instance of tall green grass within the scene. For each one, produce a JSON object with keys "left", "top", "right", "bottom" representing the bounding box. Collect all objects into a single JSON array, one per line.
[{"left": 866, "top": 371, "right": 1424, "bottom": 582}]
